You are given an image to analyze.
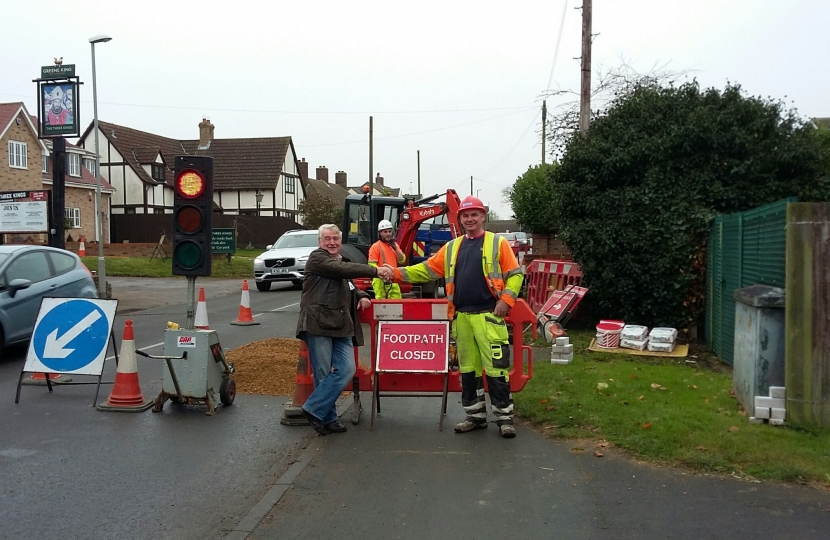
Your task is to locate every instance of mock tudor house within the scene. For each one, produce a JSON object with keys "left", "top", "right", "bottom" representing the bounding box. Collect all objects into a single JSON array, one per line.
[
  {"left": 0, "top": 102, "right": 114, "bottom": 244},
  {"left": 77, "top": 118, "right": 306, "bottom": 225}
]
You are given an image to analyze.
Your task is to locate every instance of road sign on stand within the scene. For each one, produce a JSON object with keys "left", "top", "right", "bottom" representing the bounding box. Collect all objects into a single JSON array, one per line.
[{"left": 17, "top": 298, "right": 119, "bottom": 405}]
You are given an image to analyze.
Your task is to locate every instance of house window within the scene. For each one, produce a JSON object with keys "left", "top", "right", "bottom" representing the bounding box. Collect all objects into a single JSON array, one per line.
[
  {"left": 8, "top": 141, "right": 27, "bottom": 169},
  {"left": 64, "top": 207, "right": 80, "bottom": 228},
  {"left": 42, "top": 154, "right": 48, "bottom": 173},
  {"left": 151, "top": 164, "right": 164, "bottom": 181},
  {"left": 285, "top": 176, "right": 295, "bottom": 194},
  {"left": 84, "top": 158, "right": 95, "bottom": 173},
  {"left": 68, "top": 154, "right": 81, "bottom": 177}
]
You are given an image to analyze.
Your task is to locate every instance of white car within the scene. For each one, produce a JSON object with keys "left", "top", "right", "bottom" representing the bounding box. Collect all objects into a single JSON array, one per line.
[{"left": 253, "top": 229, "right": 319, "bottom": 291}]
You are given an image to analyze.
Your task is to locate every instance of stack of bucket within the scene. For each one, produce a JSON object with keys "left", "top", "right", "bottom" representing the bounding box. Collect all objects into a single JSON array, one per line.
[{"left": 595, "top": 320, "right": 624, "bottom": 348}]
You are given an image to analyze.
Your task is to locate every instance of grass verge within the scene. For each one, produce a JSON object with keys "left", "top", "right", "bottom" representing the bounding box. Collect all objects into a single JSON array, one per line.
[
  {"left": 516, "top": 329, "right": 830, "bottom": 486},
  {"left": 80, "top": 249, "right": 261, "bottom": 278}
]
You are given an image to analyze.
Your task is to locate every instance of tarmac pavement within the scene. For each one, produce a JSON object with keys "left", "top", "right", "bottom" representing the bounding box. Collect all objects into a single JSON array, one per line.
[{"left": 246, "top": 399, "right": 830, "bottom": 540}]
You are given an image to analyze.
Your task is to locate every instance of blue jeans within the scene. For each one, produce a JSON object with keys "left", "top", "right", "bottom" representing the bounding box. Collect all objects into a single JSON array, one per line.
[{"left": 300, "top": 332, "right": 356, "bottom": 424}]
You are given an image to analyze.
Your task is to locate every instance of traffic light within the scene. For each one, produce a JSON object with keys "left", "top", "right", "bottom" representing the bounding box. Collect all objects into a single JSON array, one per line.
[{"left": 172, "top": 155, "right": 214, "bottom": 276}]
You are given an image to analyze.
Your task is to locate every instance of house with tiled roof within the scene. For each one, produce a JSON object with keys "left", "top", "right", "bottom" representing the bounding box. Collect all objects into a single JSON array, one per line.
[
  {"left": 76, "top": 117, "right": 306, "bottom": 224},
  {"left": 0, "top": 102, "right": 114, "bottom": 243},
  {"left": 299, "top": 161, "right": 352, "bottom": 201}
]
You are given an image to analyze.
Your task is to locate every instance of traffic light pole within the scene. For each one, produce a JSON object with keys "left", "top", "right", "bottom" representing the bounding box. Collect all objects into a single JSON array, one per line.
[{"left": 186, "top": 276, "right": 196, "bottom": 329}]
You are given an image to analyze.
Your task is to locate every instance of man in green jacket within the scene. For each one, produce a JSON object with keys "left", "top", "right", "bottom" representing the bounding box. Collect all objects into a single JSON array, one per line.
[{"left": 296, "top": 224, "right": 393, "bottom": 435}]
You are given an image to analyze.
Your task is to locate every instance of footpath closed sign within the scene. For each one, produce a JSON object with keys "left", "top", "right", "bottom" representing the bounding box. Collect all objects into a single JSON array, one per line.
[
  {"left": 376, "top": 321, "right": 449, "bottom": 373},
  {"left": 24, "top": 298, "right": 118, "bottom": 376}
]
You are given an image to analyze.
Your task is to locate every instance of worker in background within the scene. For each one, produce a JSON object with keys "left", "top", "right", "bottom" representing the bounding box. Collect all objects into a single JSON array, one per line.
[
  {"left": 385, "top": 196, "right": 524, "bottom": 438},
  {"left": 368, "top": 219, "right": 406, "bottom": 299}
]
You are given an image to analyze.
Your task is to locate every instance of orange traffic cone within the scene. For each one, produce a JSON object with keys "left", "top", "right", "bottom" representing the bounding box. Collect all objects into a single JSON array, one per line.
[
  {"left": 194, "top": 287, "right": 210, "bottom": 330},
  {"left": 22, "top": 371, "right": 69, "bottom": 386},
  {"left": 230, "top": 279, "right": 260, "bottom": 326},
  {"left": 78, "top": 236, "right": 86, "bottom": 257},
  {"left": 97, "top": 320, "right": 153, "bottom": 412},
  {"left": 280, "top": 341, "right": 314, "bottom": 426}
]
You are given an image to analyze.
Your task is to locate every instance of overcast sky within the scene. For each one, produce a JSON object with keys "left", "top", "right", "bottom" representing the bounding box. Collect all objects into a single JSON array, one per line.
[{"left": 2, "top": 1, "right": 828, "bottom": 218}]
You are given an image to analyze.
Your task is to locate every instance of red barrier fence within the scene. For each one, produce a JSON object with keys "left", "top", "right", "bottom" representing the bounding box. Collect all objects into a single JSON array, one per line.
[{"left": 525, "top": 259, "right": 583, "bottom": 313}]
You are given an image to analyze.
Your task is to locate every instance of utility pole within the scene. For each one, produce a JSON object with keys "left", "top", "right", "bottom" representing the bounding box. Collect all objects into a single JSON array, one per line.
[
  {"left": 470, "top": 176, "right": 473, "bottom": 197},
  {"left": 417, "top": 150, "right": 421, "bottom": 195},
  {"left": 369, "top": 116, "right": 373, "bottom": 194},
  {"left": 579, "top": 0, "right": 592, "bottom": 136},
  {"left": 542, "top": 100, "right": 547, "bottom": 164}
]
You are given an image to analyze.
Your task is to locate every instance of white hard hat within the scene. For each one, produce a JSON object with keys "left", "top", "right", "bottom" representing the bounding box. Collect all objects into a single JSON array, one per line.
[{"left": 378, "top": 219, "right": 394, "bottom": 232}]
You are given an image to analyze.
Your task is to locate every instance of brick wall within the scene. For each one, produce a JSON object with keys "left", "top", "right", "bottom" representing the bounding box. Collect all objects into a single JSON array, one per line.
[
  {"left": 0, "top": 111, "right": 42, "bottom": 192},
  {"left": 530, "top": 233, "right": 572, "bottom": 260},
  {"left": 65, "top": 241, "right": 167, "bottom": 258},
  {"left": 64, "top": 189, "right": 110, "bottom": 243}
]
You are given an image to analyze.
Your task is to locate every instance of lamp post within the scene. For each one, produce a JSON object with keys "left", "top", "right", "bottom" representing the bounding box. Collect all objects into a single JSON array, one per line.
[
  {"left": 255, "top": 189, "right": 263, "bottom": 215},
  {"left": 90, "top": 34, "right": 111, "bottom": 298}
]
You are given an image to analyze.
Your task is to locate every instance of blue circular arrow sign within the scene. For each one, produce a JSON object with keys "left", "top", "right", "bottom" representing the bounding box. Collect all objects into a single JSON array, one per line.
[{"left": 32, "top": 299, "right": 110, "bottom": 372}]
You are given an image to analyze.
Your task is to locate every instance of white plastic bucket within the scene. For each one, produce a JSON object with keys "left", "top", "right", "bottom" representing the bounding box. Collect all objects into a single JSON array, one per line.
[{"left": 596, "top": 322, "right": 622, "bottom": 348}]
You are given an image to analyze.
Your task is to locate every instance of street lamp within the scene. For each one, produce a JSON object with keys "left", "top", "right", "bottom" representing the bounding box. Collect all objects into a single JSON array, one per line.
[
  {"left": 255, "top": 189, "right": 263, "bottom": 214},
  {"left": 90, "top": 34, "right": 111, "bottom": 297}
]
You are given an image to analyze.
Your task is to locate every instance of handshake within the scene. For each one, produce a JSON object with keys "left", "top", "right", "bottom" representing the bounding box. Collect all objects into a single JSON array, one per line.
[{"left": 376, "top": 264, "right": 395, "bottom": 282}]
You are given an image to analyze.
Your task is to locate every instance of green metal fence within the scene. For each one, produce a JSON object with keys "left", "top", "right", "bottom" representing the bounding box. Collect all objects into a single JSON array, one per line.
[{"left": 705, "top": 198, "right": 795, "bottom": 365}]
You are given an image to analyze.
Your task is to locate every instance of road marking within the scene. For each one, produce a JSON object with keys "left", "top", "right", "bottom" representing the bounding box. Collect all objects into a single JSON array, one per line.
[
  {"left": 106, "top": 340, "right": 163, "bottom": 362},
  {"left": 253, "top": 302, "right": 300, "bottom": 317}
]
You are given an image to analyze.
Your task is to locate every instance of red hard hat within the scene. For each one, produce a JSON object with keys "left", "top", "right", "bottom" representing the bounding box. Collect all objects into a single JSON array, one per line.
[{"left": 459, "top": 196, "right": 486, "bottom": 213}]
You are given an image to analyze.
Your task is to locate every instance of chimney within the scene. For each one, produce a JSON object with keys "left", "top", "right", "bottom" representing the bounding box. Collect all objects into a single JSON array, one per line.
[
  {"left": 198, "top": 117, "right": 214, "bottom": 148},
  {"left": 316, "top": 166, "right": 329, "bottom": 183},
  {"left": 375, "top": 172, "right": 384, "bottom": 186},
  {"left": 298, "top": 158, "right": 309, "bottom": 182},
  {"left": 335, "top": 171, "right": 347, "bottom": 188}
]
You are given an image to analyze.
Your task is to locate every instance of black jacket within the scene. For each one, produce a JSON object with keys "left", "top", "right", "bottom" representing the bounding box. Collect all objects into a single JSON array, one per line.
[{"left": 295, "top": 248, "right": 377, "bottom": 345}]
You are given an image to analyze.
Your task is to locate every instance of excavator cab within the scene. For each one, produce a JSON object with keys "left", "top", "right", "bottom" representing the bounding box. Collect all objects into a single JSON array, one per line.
[{"left": 341, "top": 194, "right": 406, "bottom": 264}]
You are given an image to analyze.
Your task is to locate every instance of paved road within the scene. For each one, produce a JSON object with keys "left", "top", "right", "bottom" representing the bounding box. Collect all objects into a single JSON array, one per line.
[
  {"left": 3, "top": 278, "right": 830, "bottom": 539},
  {"left": 0, "top": 278, "right": 317, "bottom": 540}
]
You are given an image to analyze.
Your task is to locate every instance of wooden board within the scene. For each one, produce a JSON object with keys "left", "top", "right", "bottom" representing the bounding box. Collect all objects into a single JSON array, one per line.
[{"left": 587, "top": 339, "right": 688, "bottom": 358}]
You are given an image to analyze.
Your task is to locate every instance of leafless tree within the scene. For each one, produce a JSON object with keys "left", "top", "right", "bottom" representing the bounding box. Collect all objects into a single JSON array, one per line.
[{"left": 540, "top": 60, "right": 691, "bottom": 160}]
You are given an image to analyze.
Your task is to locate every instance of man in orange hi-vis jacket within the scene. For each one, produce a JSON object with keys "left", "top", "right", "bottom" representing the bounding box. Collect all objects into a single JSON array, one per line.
[
  {"left": 368, "top": 219, "right": 406, "bottom": 299},
  {"left": 385, "top": 196, "right": 524, "bottom": 438}
]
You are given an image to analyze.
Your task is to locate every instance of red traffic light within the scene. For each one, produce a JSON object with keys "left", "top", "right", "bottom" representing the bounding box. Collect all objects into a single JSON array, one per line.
[{"left": 176, "top": 170, "right": 205, "bottom": 199}]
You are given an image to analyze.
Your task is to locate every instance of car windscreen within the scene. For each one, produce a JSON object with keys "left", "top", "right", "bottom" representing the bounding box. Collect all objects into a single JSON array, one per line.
[
  {"left": 272, "top": 234, "right": 319, "bottom": 249},
  {"left": 496, "top": 233, "right": 516, "bottom": 240},
  {"left": 0, "top": 253, "right": 8, "bottom": 266}
]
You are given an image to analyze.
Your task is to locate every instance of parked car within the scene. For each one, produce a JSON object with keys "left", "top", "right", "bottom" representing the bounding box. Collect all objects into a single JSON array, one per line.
[
  {"left": 253, "top": 229, "right": 319, "bottom": 291},
  {"left": 0, "top": 245, "right": 98, "bottom": 353},
  {"left": 495, "top": 232, "right": 521, "bottom": 255},
  {"left": 514, "top": 231, "right": 530, "bottom": 252}
]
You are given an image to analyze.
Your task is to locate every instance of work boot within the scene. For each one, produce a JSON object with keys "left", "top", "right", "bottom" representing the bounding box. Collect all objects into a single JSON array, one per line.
[
  {"left": 499, "top": 423, "right": 517, "bottom": 438},
  {"left": 454, "top": 419, "right": 487, "bottom": 433}
]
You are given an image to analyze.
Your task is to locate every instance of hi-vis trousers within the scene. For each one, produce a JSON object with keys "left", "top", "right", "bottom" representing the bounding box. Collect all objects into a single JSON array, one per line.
[{"left": 452, "top": 311, "right": 514, "bottom": 426}]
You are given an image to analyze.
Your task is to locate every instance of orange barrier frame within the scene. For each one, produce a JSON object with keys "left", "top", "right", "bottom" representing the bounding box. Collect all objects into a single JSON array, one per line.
[{"left": 349, "top": 298, "right": 537, "bottom": 427}]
